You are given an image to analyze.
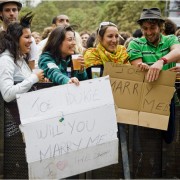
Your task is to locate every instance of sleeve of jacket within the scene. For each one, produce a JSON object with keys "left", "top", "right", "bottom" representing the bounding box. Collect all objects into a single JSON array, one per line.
[
  {"left": 74, "top": 70, "right": 88, "bottom": 81},
  {"left": 38, "top": 53, "right": 70, "bottom": 85},
  {"left": 0, "top": 57, "right": 38, "bottom": 102}
]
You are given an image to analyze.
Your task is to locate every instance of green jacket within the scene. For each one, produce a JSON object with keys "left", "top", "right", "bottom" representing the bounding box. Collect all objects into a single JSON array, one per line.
[{"left": 38, "top": 52, "right": 88, "bottom": 85}]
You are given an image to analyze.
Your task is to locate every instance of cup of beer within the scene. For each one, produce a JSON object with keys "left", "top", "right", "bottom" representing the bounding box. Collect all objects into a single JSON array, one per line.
[
  {"left": 91, "top": 67, "right": 101, "bottom": 78},
  {"left": 72, "top": 54, "right": 81, "bottom": 70}
]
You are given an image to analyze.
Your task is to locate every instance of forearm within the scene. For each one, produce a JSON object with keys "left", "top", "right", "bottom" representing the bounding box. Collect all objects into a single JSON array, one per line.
[
  {"left": 162, "top": 44, "right": 180, "bottom": 63},
  {"left": 46, "top": 68, "right": 70, "bottom": 85},
  {"left": 130, "top": 58, "right": 143, "bottom": 65},
  {"left": 0, "top": 74, "right": 38, "bottom": 102}
]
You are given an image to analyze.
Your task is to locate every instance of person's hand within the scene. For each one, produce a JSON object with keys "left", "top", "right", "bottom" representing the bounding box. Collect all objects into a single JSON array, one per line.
[
  {"left": 146, "top": 60, "right": 163, "bottom": 82},
  {"left": 41, "top": 77, "right": 50, "bottom": 83},
  {"left": 169, "top": 66, "right": 180, "bottom": 79},
  {"left": 77, "top": 55, "right": 85, "bottom": 71},
  {"left": 137, "top": 62, "right": 150, "bottom": 71},
  {"left": 68, "top": 77, "right": 80, "bottom": 86},
  {"left": 169, "top": 66, "right": 180, "bottom": 72},
  {"left": 35, "top": 69, "right": 44, "bottom": 82}
]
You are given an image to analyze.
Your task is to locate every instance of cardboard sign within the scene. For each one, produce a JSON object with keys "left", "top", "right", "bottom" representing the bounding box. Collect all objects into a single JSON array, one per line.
[
  {"left": 16, "top": 76, "right": 118, "bottom": 178},
  {"left": 104, "top": 62, "right": 176, "bottom": 130}
]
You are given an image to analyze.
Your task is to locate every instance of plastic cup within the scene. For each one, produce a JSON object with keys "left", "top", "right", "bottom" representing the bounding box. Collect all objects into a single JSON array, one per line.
[
  {"left": 91, "top": 67, "right": 101, "bottom": 78},
  {"left": 72, "top": 54, "right": 81, "bottom": 70}
]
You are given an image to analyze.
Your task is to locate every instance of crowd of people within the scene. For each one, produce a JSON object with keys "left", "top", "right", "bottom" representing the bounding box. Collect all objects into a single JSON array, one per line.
[
  {"left": 0, "top": 0, "right": 180, "bottom": 178},
  {"left": 0, "top": 0, "right": 180, "bottom": 134},
  {"left": 0, "top": 1, "right": 180, "bottom": 127},
  {"left": 0, "top": 0, "right": 180, "bottom": 179},
  {"left": 1, "top": 1, "right": 180, "bottom": 101}
]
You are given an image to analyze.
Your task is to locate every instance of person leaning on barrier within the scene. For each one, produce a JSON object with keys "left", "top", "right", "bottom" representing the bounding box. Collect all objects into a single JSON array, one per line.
[
  {"left": 38, "top": 25, "right": 88, "bottom": 86},
  {"left": 0, "top": 12, "right": 44, "bottom": 102},
  {"left": 127, "top": 7, "right": 180, "bottom": 144},
  {"left": 127, "top": 7, "right": 180, "bottom": 82},
  {"left": 84, "top": 21, "right": 129, "bottom": 78}
]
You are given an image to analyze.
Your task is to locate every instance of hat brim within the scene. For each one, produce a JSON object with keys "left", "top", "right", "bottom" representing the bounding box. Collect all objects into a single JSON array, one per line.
[{"left": 137, "top": 17, "right": 165, "bottom": 23}]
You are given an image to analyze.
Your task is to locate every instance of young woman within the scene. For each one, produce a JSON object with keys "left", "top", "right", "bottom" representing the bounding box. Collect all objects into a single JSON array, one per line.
[
  {"left": 38, "top": 25, "right": 87, "bottom": 85},
  {"left": 0, "top": 12, "right": 44, "bottom": 102},
  {"left": 84, "top": 21, "right": 129, "bottom": 78}
]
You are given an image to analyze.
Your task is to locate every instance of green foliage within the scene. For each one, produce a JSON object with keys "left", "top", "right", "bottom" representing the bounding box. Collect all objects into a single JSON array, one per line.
[{"left": 22, "top": 1, "right": 166, "bottom": 34}]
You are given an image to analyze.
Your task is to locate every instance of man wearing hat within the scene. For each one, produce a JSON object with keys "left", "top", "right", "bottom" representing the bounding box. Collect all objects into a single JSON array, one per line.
[
  {"left": 127, "top": 7, "right": 180, "bottom": 82},
  {"left": 0, "top": 0, "right": 22, "bottom": 30},
  {"left": 0, "top": 0, "right": 38, "bottom": 70},
  {"left": 127, "top": 7, "right": 180, "bottom": 144}
]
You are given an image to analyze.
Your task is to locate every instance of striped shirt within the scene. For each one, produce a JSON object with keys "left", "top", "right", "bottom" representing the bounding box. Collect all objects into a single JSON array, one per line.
[{"left": 127, "top": 34, "right": 180, "bottom": 70}]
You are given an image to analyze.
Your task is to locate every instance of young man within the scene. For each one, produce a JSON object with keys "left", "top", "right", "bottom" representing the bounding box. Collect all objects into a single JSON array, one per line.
[
  {"left": 52, "top": 14, "right": 70, "bottom": 27},
  {"left": 80, "top": 31, "right": 90, "bottom": 48},
  {"left": 36, "top": 14, "right": 71, "bottom": 69},
  {"left": 0, "top": 0, "right": 38, "bottom": 70},
  {"left": 128, "top": 7, "right": 180, "bottom": 82},
  {"left": 127, "top": 7, "right": 180, "bottom": 144}
]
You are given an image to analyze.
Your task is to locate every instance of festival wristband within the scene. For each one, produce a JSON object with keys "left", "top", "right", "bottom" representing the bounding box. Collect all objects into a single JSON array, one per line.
[{"left": 159, "top": 57, "right": 168, "bottom": 65}]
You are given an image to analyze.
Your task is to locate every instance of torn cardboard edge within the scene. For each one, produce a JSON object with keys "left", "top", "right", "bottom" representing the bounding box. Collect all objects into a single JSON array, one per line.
[{"left": 116, "top": 108, "right": 169, "bottom": 130}]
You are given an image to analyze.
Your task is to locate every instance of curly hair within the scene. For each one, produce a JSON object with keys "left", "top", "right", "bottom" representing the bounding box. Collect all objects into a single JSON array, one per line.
[{"left": 163, "top": 18, "right": 177, "bottom": 35}]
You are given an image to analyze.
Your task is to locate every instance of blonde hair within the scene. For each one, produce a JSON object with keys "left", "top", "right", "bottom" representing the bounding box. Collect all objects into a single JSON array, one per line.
[{"left": 74, "top": 31, "right": 84, "bottom": 54}]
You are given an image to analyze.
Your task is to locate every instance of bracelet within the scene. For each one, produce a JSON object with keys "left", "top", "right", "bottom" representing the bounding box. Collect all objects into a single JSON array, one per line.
[{"left": 159, "top": 57, "right": 168, "bottom": 65}]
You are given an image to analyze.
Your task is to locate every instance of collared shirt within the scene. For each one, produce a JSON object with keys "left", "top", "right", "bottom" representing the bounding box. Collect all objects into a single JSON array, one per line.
[{"left": 127, "top": 34, "right": 180, "bottom": 70}]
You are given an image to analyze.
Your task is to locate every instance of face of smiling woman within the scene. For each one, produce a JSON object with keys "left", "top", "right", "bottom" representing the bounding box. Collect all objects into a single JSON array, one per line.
[
  {"left": 60, "top": 31, "right": 76, "bottom": 59},
  {"left": 19, "top": 28, "right": 32, "bottom": 55},
  {"left": 99, "top": 26, "right": 119, "bottom": 53}
]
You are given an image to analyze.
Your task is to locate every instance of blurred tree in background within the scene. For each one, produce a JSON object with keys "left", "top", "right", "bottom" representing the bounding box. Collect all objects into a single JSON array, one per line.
[{"left": 19, "top": 1, "right": 166, "bottom": 34}]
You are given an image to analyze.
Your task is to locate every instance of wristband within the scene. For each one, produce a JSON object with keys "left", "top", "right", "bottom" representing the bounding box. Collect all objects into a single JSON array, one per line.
[{"left": 160, "top": 57, "right": 168, "bottom": 65}]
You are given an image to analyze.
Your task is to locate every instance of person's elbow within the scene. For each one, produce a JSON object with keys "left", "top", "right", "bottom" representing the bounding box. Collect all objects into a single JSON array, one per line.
[
  {"left": 1, "top": 90, "right": 16, "bottom": 102},
  {"left": 2, "top": 94, "right": 15, "bottom": 103}
]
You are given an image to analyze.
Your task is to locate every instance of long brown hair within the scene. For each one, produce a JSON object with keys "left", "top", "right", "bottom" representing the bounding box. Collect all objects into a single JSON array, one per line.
[{"left": 42, "top": 25, "right": 75, "bottom": 64}]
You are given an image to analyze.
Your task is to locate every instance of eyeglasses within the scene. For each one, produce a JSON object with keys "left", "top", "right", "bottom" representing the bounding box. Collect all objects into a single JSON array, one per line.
[{"left": 98, "top": 21, "right": 117, "bottom": 35}]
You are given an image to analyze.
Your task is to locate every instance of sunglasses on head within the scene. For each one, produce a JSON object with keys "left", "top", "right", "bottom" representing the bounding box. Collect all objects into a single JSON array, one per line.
[{"left": 98, "top": 21, "right": 117, "bottom": 35}]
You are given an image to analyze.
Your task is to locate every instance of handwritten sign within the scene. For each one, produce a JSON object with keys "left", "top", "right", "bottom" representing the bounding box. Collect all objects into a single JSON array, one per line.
[
  {"left": 104, "top": 62, "right": 176, "bottom": 130},
  {"left": 19, "top": 104, "right": 117, "bottom": 163},
  {"left": 17, "top": 76, "right": 114, "bottom": 125},
  {"left": 16, "top": 76, "right": 118, "bottom": 178}
]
